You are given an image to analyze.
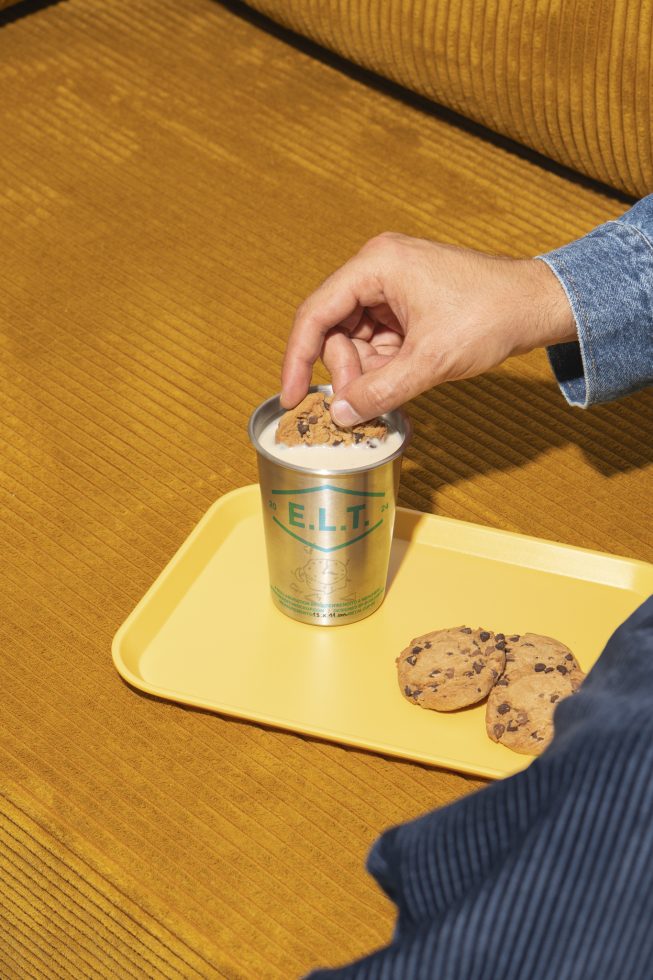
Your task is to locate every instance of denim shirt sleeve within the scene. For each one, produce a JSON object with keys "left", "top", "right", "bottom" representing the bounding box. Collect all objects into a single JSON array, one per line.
[{"left": 536, "top": 195, "right": 653, "bottom": 407}]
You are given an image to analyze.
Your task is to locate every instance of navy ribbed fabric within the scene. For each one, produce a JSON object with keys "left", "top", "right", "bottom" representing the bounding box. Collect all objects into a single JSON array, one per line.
[{"left": 309, "top": 597, "right": 653, "bottom": 979}]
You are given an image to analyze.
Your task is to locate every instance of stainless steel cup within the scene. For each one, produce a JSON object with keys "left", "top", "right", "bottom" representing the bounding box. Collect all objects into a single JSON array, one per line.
[{"left": 248, "top": 385, "right": 412, "bottom": 626}]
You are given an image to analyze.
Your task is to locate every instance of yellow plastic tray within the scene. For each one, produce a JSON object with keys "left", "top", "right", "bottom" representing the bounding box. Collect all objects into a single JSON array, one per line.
[{"left": 112, "top": 484, "right": 653, "bottom": 779}]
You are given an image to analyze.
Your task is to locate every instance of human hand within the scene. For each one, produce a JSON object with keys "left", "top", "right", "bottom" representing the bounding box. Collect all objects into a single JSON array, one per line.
[{"left": 280, "top": 233, "right": 577, "bottom": 425}]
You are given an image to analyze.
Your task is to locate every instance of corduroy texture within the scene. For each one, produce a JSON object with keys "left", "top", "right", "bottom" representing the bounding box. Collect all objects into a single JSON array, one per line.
[
  {"left": 0, "top": 0, "right": 651, "bottom": 976},
  {"left": 243, "top": 0, "right": 653, "bottom": 199}
]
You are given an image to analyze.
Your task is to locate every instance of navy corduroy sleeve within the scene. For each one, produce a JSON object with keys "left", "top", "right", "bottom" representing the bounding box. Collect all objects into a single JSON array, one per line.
[
  {"left": 537, "top": 195, "right": 653, "bottom": 407},
  {"left": 308, "top": 597, "right": 653, "bottom": 979}
]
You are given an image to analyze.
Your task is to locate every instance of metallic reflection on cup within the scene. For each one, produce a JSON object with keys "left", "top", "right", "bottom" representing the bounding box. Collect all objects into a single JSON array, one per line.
[{"left": 248, "top": 385, "right": 412, "bottom": 626}]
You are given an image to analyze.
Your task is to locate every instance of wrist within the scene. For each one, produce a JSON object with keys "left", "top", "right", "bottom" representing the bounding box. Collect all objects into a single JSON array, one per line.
[{"left": 523, "top": 257, "right": 578, "bottom": 349}]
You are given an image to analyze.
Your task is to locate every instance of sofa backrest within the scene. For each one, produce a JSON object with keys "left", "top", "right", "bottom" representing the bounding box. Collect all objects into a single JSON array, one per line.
[{"left": 244, "top": 0, "right": 651, "bottom": 199}]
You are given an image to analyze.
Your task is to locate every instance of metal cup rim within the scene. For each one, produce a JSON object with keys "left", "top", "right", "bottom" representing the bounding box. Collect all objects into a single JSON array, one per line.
[{"left": 248, "top": 384, "right": 412, "bottom": 476}]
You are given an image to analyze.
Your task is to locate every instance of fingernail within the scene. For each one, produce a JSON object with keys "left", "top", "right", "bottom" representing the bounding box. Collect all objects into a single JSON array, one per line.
[{"left": 331, "top": 400, "right": 361, "bottom": 426}]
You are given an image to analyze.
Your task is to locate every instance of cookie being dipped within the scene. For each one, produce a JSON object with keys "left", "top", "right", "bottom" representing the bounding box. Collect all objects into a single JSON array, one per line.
[{"left": 276, "top": 392, "right": 387, "bottom": 447}]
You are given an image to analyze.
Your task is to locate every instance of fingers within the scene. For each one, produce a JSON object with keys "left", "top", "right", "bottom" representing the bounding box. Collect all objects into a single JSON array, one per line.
[
  {"left": 280, "top": 259, "right": 385, "bottom": 408},
  {"left": 321, "top": 328, "right": 363, "bottom": 393},
  {"left": 330, "top": 346, "right": 429, "bottom": 424}
]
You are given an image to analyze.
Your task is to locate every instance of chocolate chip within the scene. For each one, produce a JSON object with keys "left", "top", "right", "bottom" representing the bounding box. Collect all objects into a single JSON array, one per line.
[
  {"left": 464, "top": 670, "right": 473, "bottom": 678},
  {"left": 297, "top": 420, "right": 309, "bottom": 435},
  {"left": 424, "top": 641, "right": 432, "bottom": 649},
  {"left": 565, "top": 653, "right": 574, "bottom": 661},
  {"left": 550, "top": 694, "right": 560, "bottom": 703},
  {"left": 495, "top": 633, "right": 505, "bottom": 641},
  {"left": 493, "top": 723, "right": 505, "bottom": 738},
  {"left": 429, "top": 669, "right": 441, "bottom": 676},
  {"left": 491, "top": 669, "right": 498, "bottom": 680},
  {"left": 480, "top": 631, "right": 491, "bottom": 642},
  {"left": 404, "top": 686, "right": 419, "bottom": 699},
  {"left": 507, "top": 720, "right": 518, "bottom": 732},
  {"left": 460, "top": 627, "right": 472, "bottom": 634},
  {"left": 412, "top": 646, "right": 422, "bottom": 655},
  {"left": 509, "top": 635, "right": 520, "bottom": 642},
  {"left": 531, "top": 730, "right": 539, "bottom": 739},
  {"left": 534, "top": 663, "right": 546, "bottom": 672},
  {"left": 353, "top": 432, "right": 364, "bottom": 444},
  {"left": 497, "top": 703, "right": 510, "bottom": 715},
  {"left": 556, "top": 665, "right": 568, "bottom": 675},
  {"left": 516, "top": 711, "right": 528, "bottom": 724},
  {"left": 472, "top": 661, "right": 484, "bottom": 674},
  {"left": 545, "top": 667, "right": 554, "bottom": 673},
  {"left": 406, "top": 654, "right": 418, "bottom": 667},
  {"left": 308, "top": 415, "right": 318, "bottom": 424},
  {"left": 445, "top": 668, "right": 455, "bottom": 679},
  {"left": 497, "top": 677, "right": 509, "bottom": 686},
  {"left": 522, "top": 642, "right": 534, "bottom": 647},
  {"left": 477, "top": 687, "right": 482, "bottom": 693},
  {"left": 333, "top": 439, "right": 343, "bottom": 447},
  {"left": 495, "top": 640, "right": 506, "bottom": 651}
]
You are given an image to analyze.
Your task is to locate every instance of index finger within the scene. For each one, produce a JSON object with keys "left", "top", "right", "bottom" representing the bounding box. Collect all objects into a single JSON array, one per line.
[{"left": 280, "top": 257, "right": 385, "bottom": 408}]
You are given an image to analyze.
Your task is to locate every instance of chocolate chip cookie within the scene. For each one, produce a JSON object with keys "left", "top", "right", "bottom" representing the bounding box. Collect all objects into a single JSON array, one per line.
[
  {"left": 397, "top": 626, "right": 506, "bottom": 712},
  {"left": 276, "top": 392, "right": 387, "bottom": 447},
  {"left": 497, "top": 632, "right": 581, "bottom": 684},
  {"left": 486, "top": 668, "right": 584, "bottom": 755}
]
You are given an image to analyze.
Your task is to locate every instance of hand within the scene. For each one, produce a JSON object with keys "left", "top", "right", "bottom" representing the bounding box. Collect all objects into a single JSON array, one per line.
[{"left": 280, "top": 233, "right": 577, "bottom": 424}]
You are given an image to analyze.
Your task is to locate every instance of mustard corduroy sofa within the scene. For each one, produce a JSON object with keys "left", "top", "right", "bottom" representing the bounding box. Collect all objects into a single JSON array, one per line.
[{"left": 1, "top": 1, "right": 651, "bottom": 977}]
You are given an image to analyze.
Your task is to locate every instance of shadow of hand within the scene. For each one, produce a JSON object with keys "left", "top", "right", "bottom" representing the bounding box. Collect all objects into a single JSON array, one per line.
[{"left": 399, "top": 365, "right": 653, "bottom": 511}]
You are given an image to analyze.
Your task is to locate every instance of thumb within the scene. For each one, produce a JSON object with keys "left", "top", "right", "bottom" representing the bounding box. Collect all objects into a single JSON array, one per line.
[{"left": 330, "top": 351, "right": 423, "bottom": 425}]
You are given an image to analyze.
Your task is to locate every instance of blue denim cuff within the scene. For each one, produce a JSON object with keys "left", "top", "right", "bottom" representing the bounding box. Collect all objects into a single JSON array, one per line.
[{"left": 536, "top": 197, "right": 653, "bottom": 408}]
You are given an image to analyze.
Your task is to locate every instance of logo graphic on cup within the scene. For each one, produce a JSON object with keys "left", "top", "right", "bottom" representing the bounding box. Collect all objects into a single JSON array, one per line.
[
  {"left": 249, "top": 387, "right": 411, "bottom": 626},
  {"left": 270, "top": 484, "right": 388, "bottom": 552}
]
